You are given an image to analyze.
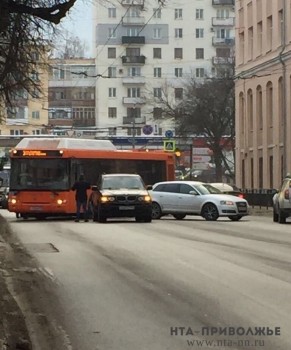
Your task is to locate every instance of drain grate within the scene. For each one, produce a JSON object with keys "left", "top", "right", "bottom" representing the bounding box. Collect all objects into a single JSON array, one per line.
[{"left": 24, "top": 243, "right": 59, "bottom": 253}]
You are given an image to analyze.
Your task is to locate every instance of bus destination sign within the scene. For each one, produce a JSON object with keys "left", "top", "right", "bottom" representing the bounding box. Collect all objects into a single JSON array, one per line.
[{"left": 13, "top": 150, "right": 63, "bottom": 157}]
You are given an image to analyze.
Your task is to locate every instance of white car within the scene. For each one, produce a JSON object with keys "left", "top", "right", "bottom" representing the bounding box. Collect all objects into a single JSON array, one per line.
[{"left": 148, "top": 181, "right": 249, "bottom": 221}]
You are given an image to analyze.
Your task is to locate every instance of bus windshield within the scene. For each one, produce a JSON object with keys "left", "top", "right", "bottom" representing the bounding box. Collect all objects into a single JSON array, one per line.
[{"left": 10, "top": 159, "right": 70, "bottom": 190}]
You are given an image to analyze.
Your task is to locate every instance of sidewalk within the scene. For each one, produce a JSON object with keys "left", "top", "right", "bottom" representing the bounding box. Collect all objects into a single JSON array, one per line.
[
  {"left": 249, "top": 206, "right": 273, "bottom": 216},
  {"left": 0, "top": 215, "right": 32, "bottom": 350}
]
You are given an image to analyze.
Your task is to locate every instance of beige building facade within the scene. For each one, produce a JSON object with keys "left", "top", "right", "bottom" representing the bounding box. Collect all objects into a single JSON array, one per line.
[{"left": 235, "top": 0, "right": 291, "bottom": 189}]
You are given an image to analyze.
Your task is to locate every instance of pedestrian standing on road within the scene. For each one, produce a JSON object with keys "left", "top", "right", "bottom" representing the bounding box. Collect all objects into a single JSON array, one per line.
[{"left": 72, "top": 174, "right": 91, "bottom": 222}]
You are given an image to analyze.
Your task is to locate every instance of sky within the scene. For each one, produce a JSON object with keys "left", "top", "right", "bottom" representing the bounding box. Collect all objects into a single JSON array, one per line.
[{"left": 59, "top": 0, "right": 94, "bottom": 57}]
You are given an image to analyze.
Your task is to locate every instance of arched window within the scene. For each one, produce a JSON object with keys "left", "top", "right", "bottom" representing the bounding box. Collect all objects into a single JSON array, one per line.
[
  {"left": 256, "top": 85, "right": 263, "bottom": 129},
  {"left": 266, "top": 81, "right": 273, "bottom": 127},
  {"left": 247, "top": 89, "right": 253, "bottom": 130},
  {"left": 239, "top": 92, "right": 245, "bottom": 135}
]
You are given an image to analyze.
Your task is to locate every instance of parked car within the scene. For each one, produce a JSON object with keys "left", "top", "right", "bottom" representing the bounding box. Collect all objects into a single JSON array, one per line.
[
  {"left": 210, "top": 183, "right": 245, "bottom": 199},
  {"left": 273, "top": 176, "right": 291, "bottom": 224},
  {"left": 91, "top": 174, "right": 152, "bottom": 223},
  {"left": 148, "top": 181, "right": 249, "bottom": 221},
  {"left": 183, "top": 169, "right": 216, "bottom": 182},
  {"left": 0, "top": 177, "right": 9, "bottom": 209},
  {"left": 175, "top": 170, "right": 184, "bottom": 180}
]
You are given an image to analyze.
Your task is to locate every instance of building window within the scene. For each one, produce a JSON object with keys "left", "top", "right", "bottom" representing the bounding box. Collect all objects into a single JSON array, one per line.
[
  {"left": 153, "top": 8, "right": 161, "bottom": 18},
  {"left": 108, "top": 28, "right": 116, "bottom": 38},
  {"left": 267, "top": 15, "right": 272, "bottom": 51},
  {"left": 108, "top": 8, "right": 116, "bottom": 18},
  {"left": 269, "top": 156, "right": 273, "bottom": 188},
  {"left": 256, "top": 85, "right": 263, "bottom": 130},
  {"left": 278, "top": 10, "right": 284, "bottom": 46},
  {"left": 196, "top": 28, "right": 204, "bottom": 38},
  {"left": 109, "top": 88, "right": 116, "bottom": 97},
  {"left": 127, "top": 87, "right": 140, "bottom": 97},
  {"left": 175, "top": 28, "right": 183, "bottom": 38},
  {"left": 128, "top": 67, "right": 141, "bottom": 76},
  {"left": 195, "top": 68, "right": 204, "bottom": 78},
  {"left": 154, "top": 67, "right": 162, "bottom": 78},
  {"left": 175, "top": 68, "right": 183, "bottom": 77},
  {"left": 242, "top": 159, "right": 245, "bottom": 188},
  {"left": 174, "top": 48, "right": 183, "bottom": 59},
  {"left": 175, "top": 9, "right": 183, "bottom": 19},
  {"left": 259, "top": 157, "right": 263, "bottom": 188},
  {"left": 108, "top": 48, "right": 116, "bottom": 58},
  {"left": 154, "top": 88, "right": 162, "bottom": 98},
  {"left": 153, "top": 28, "right": 162, "bottom": 39},
  {"left": 266, "top": 82, "right": 273, "bottom": 127},
  {"left": 248, "top": 26, "right": 253, "bottom": 60},
  {"left": 196, "top": 9, "right": 204, "bottom": 20},
  {"left": 10, "top": 130, "right": 24, "bottom": 136},
  {"left": 153, "top": 107, "right": 163, "bottom": 119},
  {"left": 196, "top": 48, "right": 204, "bottom": 59},
  {"left": 257, "top": 21, "right": 262, "bottom": 55},
  {"left": 127, "top": 28, "right": 139, "bottom": 36},
  {"left": 175, "top": 88, "right": 183, "bottom": 99},
  {"left": 153, "top": 48, "right": 162, "bottom": 58},
  {"left": 239, "top": 92, "right": 245, "bottom": 135},
  {"left": 32, "top": 111, "right": 40, "bottom": 119},
  {"left": 247, "top": 89, "right": 253, "bottom": 131},
  {"left": 32, "top": 130, "right": 41, "bottom": 135},
  {"left": 108, "top": 67, "right": 116, "bottom": 78},
  {"left": 108, "top": 107, "right": 117, "bottom": 118}
]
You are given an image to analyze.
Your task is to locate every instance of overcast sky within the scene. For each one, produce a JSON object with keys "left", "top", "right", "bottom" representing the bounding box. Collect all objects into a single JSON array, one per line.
[{"left": 60, "top": 0, "right": 94, "bottom": 57}]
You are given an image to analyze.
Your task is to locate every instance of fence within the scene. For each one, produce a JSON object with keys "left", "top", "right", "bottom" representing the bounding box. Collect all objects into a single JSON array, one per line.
[{"left": 240, "top": 189, "right": 277, "bottom": 209}]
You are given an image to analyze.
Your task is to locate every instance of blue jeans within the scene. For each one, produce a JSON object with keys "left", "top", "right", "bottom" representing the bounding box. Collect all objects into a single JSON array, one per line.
[{"left": 76, "top": 200, "right": 87, "bottom": 220}]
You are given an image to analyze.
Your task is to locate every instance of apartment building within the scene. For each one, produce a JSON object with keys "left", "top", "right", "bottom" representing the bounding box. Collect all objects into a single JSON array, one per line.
[
  {"left": 235, "top": 0, "right": 291, "bottom": 189},
  {"left": 93, "top": 0, "right": 235, "bottom": 138},
  {"left": 0, "top": 52, "right": 49, "bottom": 136},
  {"left": 48, "top": 58, "right": 96, "bottom": 135}
]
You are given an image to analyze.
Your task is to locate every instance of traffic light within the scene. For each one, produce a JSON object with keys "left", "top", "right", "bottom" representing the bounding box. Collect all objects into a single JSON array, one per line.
[{"left": 175, "top": 148, "right": 181, "bottom": 157}]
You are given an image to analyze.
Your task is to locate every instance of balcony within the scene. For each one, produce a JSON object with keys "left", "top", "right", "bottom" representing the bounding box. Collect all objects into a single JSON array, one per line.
[
  {"left": 123, "top": 116, "right": 146, "bottom": 125},
  {"left": 122, "top": 76, "right": 146, "bottom": 84},
  {"left": 123, "top": 97, "right": 146, "bottom": 105},
  {"left": 212, "top": 17, "right": 235, "bottom": 26},
  {"left": 212, "top": 0, "right": 234, "bottom": 5},
  {"left": 212, "top": 56, "right": 235, "bottom": 65},
  {"left": 122, "top": 16, "right": 145, "bottom": 26},
  {"left": 122, "top": 36, "right": 145, "bottom": 44},
  {"left": 121, "top": 0, "right": 144, "bottom": 6},
  {"left": 212, "top": 37, "right": 235, "bottom": 46},
  {"left": 122, "top": 55, "right": 146, "bottom": 64}
]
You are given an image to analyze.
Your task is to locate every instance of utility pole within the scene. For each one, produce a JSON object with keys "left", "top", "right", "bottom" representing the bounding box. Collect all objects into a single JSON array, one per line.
[{"left": 132, "top": 105, "right": 136, "bottom": 149}]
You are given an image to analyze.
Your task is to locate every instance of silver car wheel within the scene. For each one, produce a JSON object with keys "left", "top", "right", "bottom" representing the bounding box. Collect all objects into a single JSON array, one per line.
[
  {"left": 202, "top": 203, "right": 219, "bottom": 221},
  {"left": 152, "top": 202, "right": 162, "bottom": 219}
]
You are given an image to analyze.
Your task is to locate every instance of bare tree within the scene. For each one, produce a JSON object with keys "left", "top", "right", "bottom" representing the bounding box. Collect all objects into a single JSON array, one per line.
[
  {"left": 177, "top": 77, "right": 235, "bottom": 181},
  {"left": 52, "top": 32, "right": 89, "bottom": 59},
  {"left": 0, "top": 0, "right": 77, "bottom": 122}
]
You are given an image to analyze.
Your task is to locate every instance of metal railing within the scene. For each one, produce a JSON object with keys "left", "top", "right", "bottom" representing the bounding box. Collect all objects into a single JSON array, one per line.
[{"left": 240, "top": 189, "right": 277, "bottom": 208}]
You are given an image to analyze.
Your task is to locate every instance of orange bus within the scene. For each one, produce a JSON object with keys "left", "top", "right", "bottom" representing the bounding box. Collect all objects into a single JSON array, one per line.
[{"left": 8, "top": 138, "right": 175, "bottom": 219}]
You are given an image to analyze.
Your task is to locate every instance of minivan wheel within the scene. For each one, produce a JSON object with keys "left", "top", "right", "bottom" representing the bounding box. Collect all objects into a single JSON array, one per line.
[
  {"left": 278, "top": 210, "right": 286, "bottom": 224},
  {"left": 273, "top": 207, "right": 279, "bottom": 222},
  {"left": 152, "top": 202, "right": 162, "bottom": 219},
  {"left": 202, "top": 203, "right": 219, "bottom": 221}
]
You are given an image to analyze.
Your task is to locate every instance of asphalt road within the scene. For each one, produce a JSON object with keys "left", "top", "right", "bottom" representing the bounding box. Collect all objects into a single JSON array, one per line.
[{"left": 1, "top": 210, "right": 291, "bottom": 350}]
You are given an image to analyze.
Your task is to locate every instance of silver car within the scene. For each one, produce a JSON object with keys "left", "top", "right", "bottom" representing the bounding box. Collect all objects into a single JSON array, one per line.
[
  {"left": 149, "top": 181, "right": 249, "bottom": 221},
  {"left": 273, "top": 176, "right": 291, "bottom": 224}
]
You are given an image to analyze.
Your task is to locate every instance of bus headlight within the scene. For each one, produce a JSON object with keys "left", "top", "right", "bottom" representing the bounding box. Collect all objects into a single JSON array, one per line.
[
  {"left": 11, "top": 198, "right": 17, "bottom": 204},
  {"left": 57, "top": 199, "right": 63, "bottom": 205}
]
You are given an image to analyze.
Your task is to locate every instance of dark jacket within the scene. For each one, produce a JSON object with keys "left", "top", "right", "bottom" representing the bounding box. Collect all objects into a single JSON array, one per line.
[{"left": 72, "top": 180, "right": 91, "bottom": 202}]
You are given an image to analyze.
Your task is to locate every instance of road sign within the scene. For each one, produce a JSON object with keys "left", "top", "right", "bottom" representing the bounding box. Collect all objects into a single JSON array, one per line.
[
  {"left": 163, "top": 140, "right": 176, "bottom": 151},
  {"left": 165, "top": 130, "right": 173, "bottom": 138},
  {"left": 142, "top": 125, "right": 153, "bottom": 135}
]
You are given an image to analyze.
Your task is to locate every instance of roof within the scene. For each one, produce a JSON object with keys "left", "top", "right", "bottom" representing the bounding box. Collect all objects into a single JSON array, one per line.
[{"left": 14, "top": 138, "right": 116, "bottom": 151}]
